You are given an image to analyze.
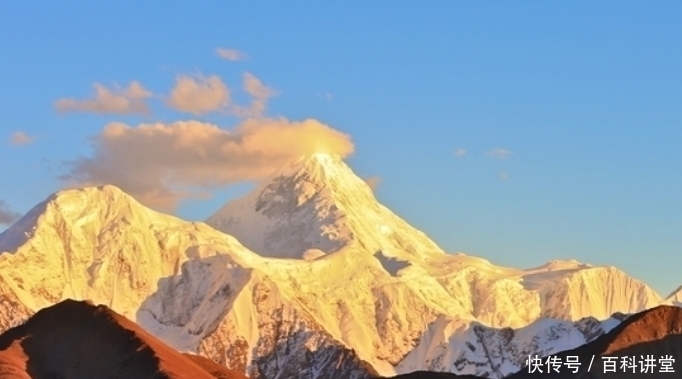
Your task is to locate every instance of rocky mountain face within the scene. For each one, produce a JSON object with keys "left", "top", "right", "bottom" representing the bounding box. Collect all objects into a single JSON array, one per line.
[{"left": 0, "top": 153, "right": 669, "bottom": 379}]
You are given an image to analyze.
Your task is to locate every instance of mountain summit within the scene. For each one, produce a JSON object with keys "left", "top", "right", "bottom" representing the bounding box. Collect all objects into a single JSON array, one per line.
[
  {"left": 0, "top": 184, "right": 259, "bottom": 321},
  {"left": 206, "top": 153, "right": 446, "bottom": 260}
]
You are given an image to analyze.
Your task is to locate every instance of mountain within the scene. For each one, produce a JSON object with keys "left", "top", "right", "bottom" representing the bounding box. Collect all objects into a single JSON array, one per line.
[
  {"left": 394, "top": 311, "right": 627, "bottom": 377},
  {"left": 387, "top": 306, "right": 682, "bottom": 378},
  {"left": 0, "top": 153, "right": 667, "bottom": 379},
  {"left": 205, "top": 153, "right": 661, "bottom": 322},
  {"left": 183, "top": 354, "right": 249, "bottom": 379},
  {"left": 0, "top": 184, "right": 374, "bottom": 379},
  {"left": 0, "top": 184, "right": 260, "bottom": 321},
  {"left": 0, "top": 299, "right": 233, "bottom": 379},
  {"left": 662, "top": 286, "right": 682, "bottom": 307},
  {"left": 506, "top": 305, "right": 682, "bottom": 378},
  {"left": 205, "top": 153, "right": 445, "bottom": 261}
]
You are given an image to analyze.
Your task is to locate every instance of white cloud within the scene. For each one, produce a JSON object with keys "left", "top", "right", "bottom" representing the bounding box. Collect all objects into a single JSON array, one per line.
[
  {"left": 10, "top": 131, "right": 34, "bottom": 146},
  {"left": 60, "top": 118, "right": 355, "bottom": 211},
  {"left": 55, "top": 81, "right": 152, "bottom": 115},
  {"left": 216, "top": 48, "right": 248, "bottom": 61},
  {"left": 498, "top": 172, "right": 509, "bottom": 180},
  {"left": 454, "top": 148, "right": 466, "bottom": 157},
  {"left": 486, "top": 148, "right": 513, "bottom": 159},
  {"left": 166, "top": 74, "right": 231, "bottom": 115},
  {"left": 0, "top": 200, "right": 20, "bottom": 226}
]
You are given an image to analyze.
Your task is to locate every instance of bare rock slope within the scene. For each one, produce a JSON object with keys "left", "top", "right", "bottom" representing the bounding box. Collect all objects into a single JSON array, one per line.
[{"left": 0, "top": 299, "right": 246, "bottom": 379}]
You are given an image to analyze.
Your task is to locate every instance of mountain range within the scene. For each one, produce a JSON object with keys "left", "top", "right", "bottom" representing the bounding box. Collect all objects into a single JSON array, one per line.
[
  {"left": 0, "top": 153, "right": 677, "bottom": 379},
  {"left": 1, "top": 299, "right": 679, "bottom": 379}
]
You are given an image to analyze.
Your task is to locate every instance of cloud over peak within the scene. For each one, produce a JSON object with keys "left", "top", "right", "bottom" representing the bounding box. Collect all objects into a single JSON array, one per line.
[
  {"left": 55, "top": 81, "right": 152, "bottom": 115},
  {"left": 61, "top": 118, "right": 354, "bottom": 211}
]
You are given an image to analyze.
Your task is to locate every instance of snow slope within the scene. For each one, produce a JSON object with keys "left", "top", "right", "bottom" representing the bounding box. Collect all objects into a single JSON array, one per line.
[
  {"left": 205, "top": 154, "right": 661, "bottom": 326},
  {"left": 0, "top": 185, "right": 373, "bottom": 379},
  {"left": 661, "top": 285, "right": 682, "bottom": 307},
  {"left": 396, "top": 312, "right": 628, "bottom": 377},
  {"left": 206, "top": 153, "right": 445, "bottom": 262},
  {"left": 0, "top": 185, "right": 260, "bottom": 319},
  {"left": 0, "top": 154, "right": 666, "bottom": 379}
]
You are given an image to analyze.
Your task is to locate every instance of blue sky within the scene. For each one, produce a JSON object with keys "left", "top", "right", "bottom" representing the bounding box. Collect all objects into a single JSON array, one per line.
[{"left": 1, "top": 2, "right": 680, "bottom": 295}]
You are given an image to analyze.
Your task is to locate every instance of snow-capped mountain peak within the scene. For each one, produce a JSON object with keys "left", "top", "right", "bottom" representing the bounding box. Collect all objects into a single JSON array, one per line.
[
  {"left": 275, "top": 153, "right": 360, "bottom": 185},
  {"left": 206, "top": 153, "right": 446, "bottom": 260},
  {"left": 0, "top": 185, "right": 154, "bottom": 254},
  {"left": 0, "top": 184, "right": 261, "bottom": 319}
]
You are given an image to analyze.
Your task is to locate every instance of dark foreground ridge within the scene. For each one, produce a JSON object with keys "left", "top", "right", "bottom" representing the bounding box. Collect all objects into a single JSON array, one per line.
[{"left": 0, "top": 299, "right": 247, "bottom": 379}]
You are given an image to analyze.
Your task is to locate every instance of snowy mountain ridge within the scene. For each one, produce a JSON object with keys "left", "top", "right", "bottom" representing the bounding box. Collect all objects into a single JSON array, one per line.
[
  {"left": 662, "top": 285, "right": 682, "bottom": 307},
  {"left": 0, "top": 153, "right": 669, "bottom": 379},
  {"left": 206, "top": 153, "right": 445, "bottom": 262}
]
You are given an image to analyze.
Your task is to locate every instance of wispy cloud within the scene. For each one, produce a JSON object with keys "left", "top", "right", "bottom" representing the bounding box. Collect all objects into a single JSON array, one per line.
[
  {"left": 60, "top": 118, "right": 354, "bottom": 211},
  {"left": 10, "top": 131, "right": 34, "bottom": 146},
  {"left": 166, "top": 74, "right": 231, "bottom": 115},
  {"left": 454, "top": 148, "right": 467, "bottom": 157},
  {"left": 486, "top": 148, "right": 513, "bottom": 160},
  {"left": 216, "top": 48, "right": 248, "bottom": 62},
  {"left": 364, "top": 176, "right": 381, "bottom": 191},
  {"left": 0, "top": 200, "right": 20, "bottom": 226},
  {"left": 318, "top": 92, "right": 333, "bottom": 102},
  {"left": 55, "top": 81, "right": 152, "bottom": 115},
  {"left": 231, "top": 72, "right": 277, "bottom": 118},
  {"left": 498, "top": 171, "right": 509, "bottom": 181}
]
